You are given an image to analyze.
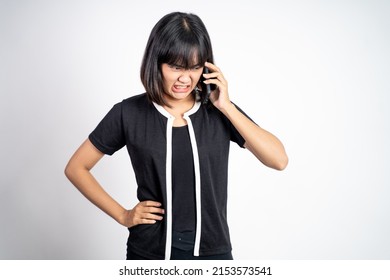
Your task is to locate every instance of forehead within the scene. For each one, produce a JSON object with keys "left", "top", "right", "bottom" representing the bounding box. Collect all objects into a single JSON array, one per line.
[
  {"left": 161, "top": 42, "right": 206, "bottom": 68},
  {"left": 171, "top": 53, "right": 201, "bottom": 67}
]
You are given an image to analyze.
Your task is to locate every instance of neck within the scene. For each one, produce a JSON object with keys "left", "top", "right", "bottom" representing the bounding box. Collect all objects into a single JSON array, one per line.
[
  {"left": 163, "top": 95, "right": 196, "bottom": 127},
  {"left": 164, "top": 95, "right": 195, "bottom": 117}
]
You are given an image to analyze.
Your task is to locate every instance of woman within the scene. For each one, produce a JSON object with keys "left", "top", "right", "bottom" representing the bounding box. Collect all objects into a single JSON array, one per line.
[{"left": 65, "top": 11, "right": 288, "bottom": 260}]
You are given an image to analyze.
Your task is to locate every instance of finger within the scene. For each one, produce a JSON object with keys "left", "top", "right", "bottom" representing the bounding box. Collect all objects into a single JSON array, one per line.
[
  {"left": 138, "top": 218, "right": 159, "bottom": 225},
  {"left": 134, "top": 207, "right": 164, "bottom": 218},
  {"left": 136, "top": 213, "right": 163, "bottom": 225},
  {"left": 203, "top": 72, "right": 224, "bottom": 81},
  {"left": 203, "top": 78, "right": 225, "bottom": 90},
  {"left": 143, "top": 213, "right": 164, "bottom": 221},
  {"left": 204, "top": 62, "right": 224, "bottom": 79},
  {"left": 145, "top": 206, "right": 165, "bottom": 214},
  {"left": 204, "top": 61, "right": 220, "bottom": 72},
  {"left": 141, "top": 200, "right": 162, "bottom": 207},
  {"left": 203, "top": 70, "right": 227, "bottom": 85}
]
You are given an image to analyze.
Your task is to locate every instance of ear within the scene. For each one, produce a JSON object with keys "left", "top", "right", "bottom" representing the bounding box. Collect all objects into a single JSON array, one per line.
[{"left": 196, "top": 83, "right": 203, "bottom": 92}]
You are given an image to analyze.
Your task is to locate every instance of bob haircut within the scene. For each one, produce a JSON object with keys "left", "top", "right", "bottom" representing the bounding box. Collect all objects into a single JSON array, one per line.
[{"left": 140, "top": 12, "right": 214, "bottom": 106}]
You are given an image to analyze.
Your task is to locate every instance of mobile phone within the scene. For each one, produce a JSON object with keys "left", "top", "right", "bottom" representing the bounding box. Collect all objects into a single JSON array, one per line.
[{"left": 202, "top": 67, "right": 216, "bottom": 104}]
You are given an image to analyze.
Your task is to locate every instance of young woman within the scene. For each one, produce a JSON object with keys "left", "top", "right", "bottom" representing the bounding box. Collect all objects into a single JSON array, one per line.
[{"left": 65, "top": 12, "right": 288, "bottom": 260}]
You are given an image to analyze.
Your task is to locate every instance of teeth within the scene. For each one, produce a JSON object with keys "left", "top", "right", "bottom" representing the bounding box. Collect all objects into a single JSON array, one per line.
[{"left": 175, "top": 85, "right": 188, "bottom": 88}]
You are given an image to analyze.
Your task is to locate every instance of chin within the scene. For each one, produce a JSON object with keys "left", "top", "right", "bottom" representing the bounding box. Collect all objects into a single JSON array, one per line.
[{"left": 168, "top": 92, "right": 193, "bottom": 101}]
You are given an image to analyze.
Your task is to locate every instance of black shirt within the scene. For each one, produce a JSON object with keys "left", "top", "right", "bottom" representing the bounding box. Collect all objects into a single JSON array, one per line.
[
  {"left": 89, "top": 93, "right": 249, "bottom": 259},
  {"left": 172, "top": 125, "right": 196, "bottom": 232}
]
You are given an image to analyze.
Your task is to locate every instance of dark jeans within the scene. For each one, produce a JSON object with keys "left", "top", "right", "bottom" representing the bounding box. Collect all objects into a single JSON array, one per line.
[
  {"left": 170, "top": 247, "right": 233, "bottom": 260},
  {"left": 127, "top": 247, "right": 233, "bottom": 260},
  {"left": 127, "top": 231, "right": 233, "bottom": 260}
]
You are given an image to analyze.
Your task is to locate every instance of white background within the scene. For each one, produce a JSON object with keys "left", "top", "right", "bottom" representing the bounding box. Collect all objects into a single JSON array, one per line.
[{"left": 1, "top": 0, "right": 389, "bottom": 260}]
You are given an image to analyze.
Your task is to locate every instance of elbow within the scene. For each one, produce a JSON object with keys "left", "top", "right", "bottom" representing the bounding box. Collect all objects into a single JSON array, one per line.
[
  {"left": 263, "top": 151, "right": 288, "bottom": 171},
  {"left": 259, "top": 154, "right": 289, "bottom": 171},
  {"left": 245, "top": 141, "right": 289, "bottom": 171},
  {"left": 64, "top": 162, "right": 73, "bottom": 180},
  {"left": 64, "top": 160, "right": 78, "bottom": 182},
  {"left": 274, "top": 154, "right": 289, "bottom": 171}
]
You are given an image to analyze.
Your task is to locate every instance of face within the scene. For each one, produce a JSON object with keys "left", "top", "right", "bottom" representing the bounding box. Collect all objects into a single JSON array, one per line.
[{"left": 161, "top": 63, "right": 203, "bottom": 103}]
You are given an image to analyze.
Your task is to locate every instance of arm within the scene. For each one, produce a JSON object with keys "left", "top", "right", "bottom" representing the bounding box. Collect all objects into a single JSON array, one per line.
[
  {"left": 221, "top": 103, "right": 288, "bottom": 170},
  {"left": 64, "top": 139, "right": 164, "bottom": 227},
  {"left": 203, "top": 62, "right": 288, "bottom": 170}
]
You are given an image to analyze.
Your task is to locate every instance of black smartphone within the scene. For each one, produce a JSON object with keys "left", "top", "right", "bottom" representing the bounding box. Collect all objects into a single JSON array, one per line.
[{"left": 202, "top": 66, "right": 216, "bottom": 104}]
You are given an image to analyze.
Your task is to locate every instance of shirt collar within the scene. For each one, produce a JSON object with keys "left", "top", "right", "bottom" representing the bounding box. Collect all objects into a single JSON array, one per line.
[{"left": 152, "top": 100, "right": 202, "bottom": 119}]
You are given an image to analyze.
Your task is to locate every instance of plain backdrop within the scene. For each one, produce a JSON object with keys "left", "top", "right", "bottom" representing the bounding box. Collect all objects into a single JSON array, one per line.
[{"left": 1, "top": 0, "right": 389, "bottom": 260}]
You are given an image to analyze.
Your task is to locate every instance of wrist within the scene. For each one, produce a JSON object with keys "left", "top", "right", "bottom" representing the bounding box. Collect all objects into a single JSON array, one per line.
[
  {"left": 116, "top": 208, "right": 129, "bottom": 227},
  {"left": 220, "top": 102, "right": 237, "bottom": 118}
]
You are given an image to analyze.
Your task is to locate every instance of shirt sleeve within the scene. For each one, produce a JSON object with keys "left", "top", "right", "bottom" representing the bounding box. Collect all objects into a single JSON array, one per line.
[
  {"left": 88, "top": 102, "right": 126, "bottom": 155},
  {"left": 229, "top": 102, "right": 256, "bottom": 149}
]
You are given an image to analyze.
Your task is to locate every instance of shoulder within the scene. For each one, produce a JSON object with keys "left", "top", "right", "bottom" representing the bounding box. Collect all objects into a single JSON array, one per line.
[
  {"left": 199, "top": 102, "right": 228, "bottom": 122},
  {"left": 117, "top": 93, "right": 153, "bottom": 113},
  {"left": 203, "top": 101, "right": 249, "bottom": 120},
  {"left": 99, "top": 93, "right": 150, "bottom": 122},
  {"left": 121, "top": 93, "right": 148, "bottom": 107}
]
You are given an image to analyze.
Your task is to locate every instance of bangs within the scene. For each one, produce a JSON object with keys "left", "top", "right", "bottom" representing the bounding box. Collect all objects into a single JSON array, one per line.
[{"left": 159, "top": 35, "right": 208, "bottom": 68}]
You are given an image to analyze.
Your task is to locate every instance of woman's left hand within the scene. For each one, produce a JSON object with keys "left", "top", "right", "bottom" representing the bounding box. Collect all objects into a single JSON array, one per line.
[{"left": 203, "top": 62, "right": 232, "bottom": 112}]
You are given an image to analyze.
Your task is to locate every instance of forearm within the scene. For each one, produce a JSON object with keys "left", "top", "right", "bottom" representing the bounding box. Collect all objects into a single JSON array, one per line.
[
  {"left": 65, "top": 166, "right": 127, "bottom": 225},
  {"left": 221, "top": 103, "right": 288, "bottom": 170}
]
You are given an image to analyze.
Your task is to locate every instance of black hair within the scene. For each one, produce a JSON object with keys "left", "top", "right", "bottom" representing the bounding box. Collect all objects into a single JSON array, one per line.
[{"left": 140, "top": 12, "right": 214, "bottom": 105}]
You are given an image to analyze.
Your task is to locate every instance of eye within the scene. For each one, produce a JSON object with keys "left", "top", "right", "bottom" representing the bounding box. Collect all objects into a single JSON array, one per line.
[
  {"left": 168, "top": 64, "right": 183, "bottom": 71},
  {"left": 191, "top": 65, "right": 201, "bottom": 71}
]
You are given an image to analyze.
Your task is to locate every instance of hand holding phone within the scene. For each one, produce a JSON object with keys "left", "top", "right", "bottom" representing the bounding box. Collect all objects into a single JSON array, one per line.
[
  {"left": 202, "top": 66, "right": 216, "bottom": 104},
  {"left": 202, "top": 67, "right": 211, "bottom": 104}
]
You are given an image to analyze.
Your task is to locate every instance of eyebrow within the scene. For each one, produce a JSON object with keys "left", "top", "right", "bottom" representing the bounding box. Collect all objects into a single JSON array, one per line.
[
  {"left": 169, "top": 62, "right": 202, "bottom": 69},
  {"left": 190, "top": 63, "right": 202, "bottom": 68}
]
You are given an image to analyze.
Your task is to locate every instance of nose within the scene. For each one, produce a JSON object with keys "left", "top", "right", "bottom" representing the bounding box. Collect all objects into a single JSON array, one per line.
[{"left": 178, "top": 70, "right": 191, "bottom": 83}]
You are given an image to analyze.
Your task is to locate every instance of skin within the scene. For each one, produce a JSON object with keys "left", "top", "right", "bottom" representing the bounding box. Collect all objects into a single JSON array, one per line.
[
  {"left": 64, "top": 61, "right": 288, "bottom": 228},
  {"left": 160, "top": 63, "right": 203, "bottom": 126}
]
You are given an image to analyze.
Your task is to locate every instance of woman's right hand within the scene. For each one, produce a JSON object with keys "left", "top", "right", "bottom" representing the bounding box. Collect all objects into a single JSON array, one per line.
[{"left": 119, "top": 201, "right": 164, "bottom": 228}]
